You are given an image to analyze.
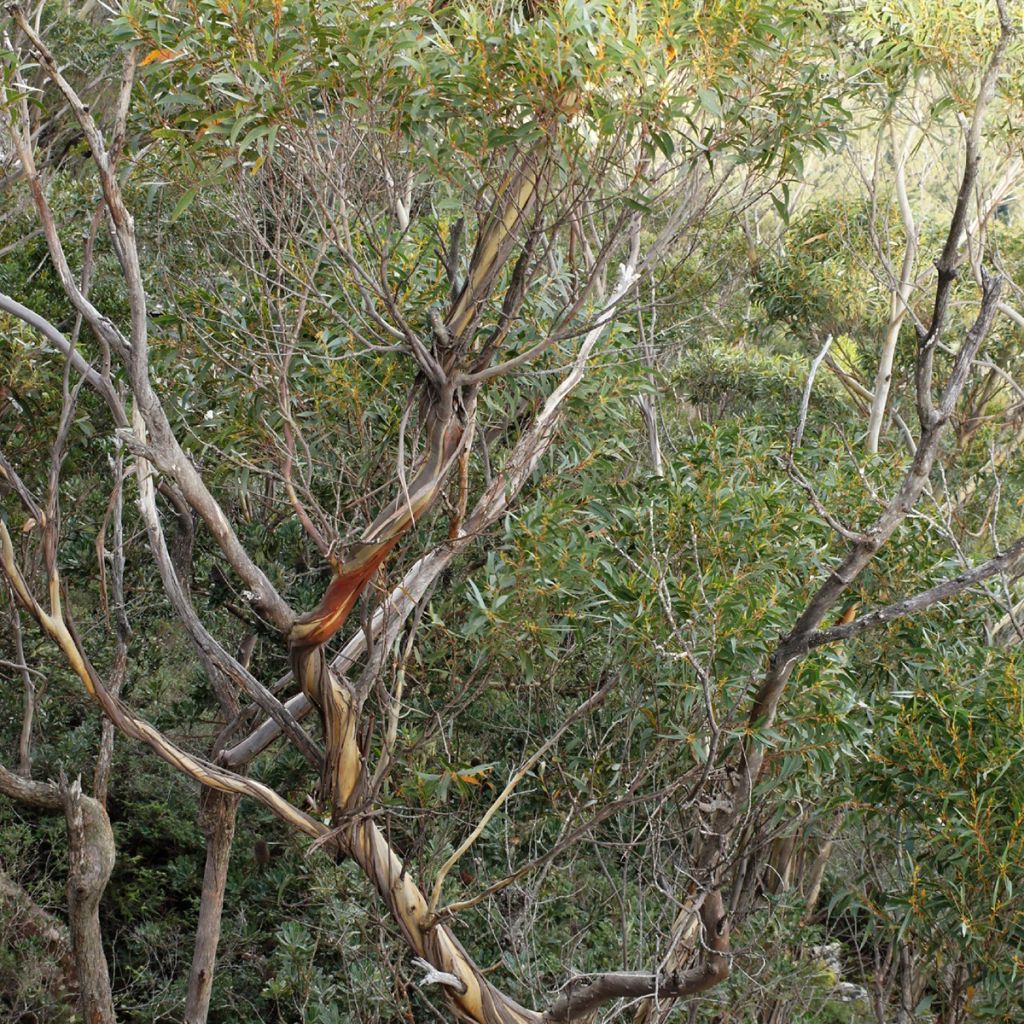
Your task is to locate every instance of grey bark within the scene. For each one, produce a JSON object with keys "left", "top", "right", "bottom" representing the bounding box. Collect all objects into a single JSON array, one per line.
[
  {"left": 183, "top": 788, "right": 239, "bottom": 1024},
  {"left": 61, "top": 776, "right": 116, "bottom": 1024},
  {"left": 183, "top": 634, "right": 251, "bottom": 1024}
]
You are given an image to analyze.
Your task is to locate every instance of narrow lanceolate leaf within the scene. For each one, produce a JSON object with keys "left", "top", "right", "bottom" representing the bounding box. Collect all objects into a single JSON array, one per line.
[{"left": 140, "top": 48, "right": 182, "bottom": 66}]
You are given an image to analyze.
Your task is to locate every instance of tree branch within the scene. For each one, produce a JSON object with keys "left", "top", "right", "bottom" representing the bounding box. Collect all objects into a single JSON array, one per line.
[
  {"left": 799, "top": 535, "right": 1024, "bottom": 653},
  {"left": 542, "top": 891, "right": 730, "bottom": 1022}
]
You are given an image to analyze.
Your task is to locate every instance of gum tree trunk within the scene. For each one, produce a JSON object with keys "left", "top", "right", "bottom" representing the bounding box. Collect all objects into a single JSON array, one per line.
[
  {"left": 61, "top": 777, "right": 116, "bottom": 1024},
  {"left": 183, "top": 788, "right": 240, "bottom": 1024}
]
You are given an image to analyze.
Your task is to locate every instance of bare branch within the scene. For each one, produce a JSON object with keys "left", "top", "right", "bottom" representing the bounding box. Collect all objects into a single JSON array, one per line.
[
  {"left": 542, "top": 891, "right": 730, "bottom": 1023},
  {"left": 799, "top": 534, "right": 1024, "bottom": 653},
  {"left": 794, "top": 333, "right": 833, "bottom": 450},
  {"left": 0, "top": 290, "right": 126, "bottom": 426},
  {"left": 914, "top": 4, "right": 1014, "bottom": 427}
]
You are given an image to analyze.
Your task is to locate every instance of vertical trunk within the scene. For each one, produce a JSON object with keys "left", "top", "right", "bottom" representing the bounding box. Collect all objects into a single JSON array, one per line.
[
  {"left": 184, "top": 632, "right": 250, "bottom": 1024},
  {"left": 895, "top": 944, "right": 916, "bottom": 1024},
  {"left": 800, "top": 832, "right": 835, "bottom": 918},
  {"left": 184, "top": 788, "right": 240, "bottom": 1024},
  {"left": 637, "top": 393, "right": 664, "bottom": 478},
  {"left": 92, "top": 641, "right": 126, "bottom": 807},
  {"left": 764, "top": 833, "right": 797, "bottom": 895},
  {"left": 935, "top": 959, "right": 969, "bottom": 1024},
  {"left": 635, "top": 274, "right": 664, "bottom": 478},
  {"left": 870, "top": 943, "right": 894, "bottom": 1024},
  {"left": 61, "top": 777, "right": 116, "bottom": 1024}
]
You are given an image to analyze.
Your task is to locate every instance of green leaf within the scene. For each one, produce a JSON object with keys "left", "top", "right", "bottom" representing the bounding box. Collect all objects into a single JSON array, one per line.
[
  {"left": 169, "top": 188, "right": 198, "bottom": 221},
  {"left": 697, "top": 87, "right": 723, "bottom": 118}
]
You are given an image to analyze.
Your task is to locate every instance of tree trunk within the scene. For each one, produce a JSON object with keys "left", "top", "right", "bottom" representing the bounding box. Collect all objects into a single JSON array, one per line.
[
  {"left": 184, "top": 788, "right": 239, "bottom": 1024},
  {"left": 61, "top": 777, "right": 116, "bottom": 1024},
  {"left": 895, "top": 944, "right": 917, "bottom": 1024},
  {"left": 800, "top": 832, "right": 834, "bottom": 918},
  {"left": 185, "top": 632, "right": 249, "bottom": 1024},
  {"left": 637, "top": 393, "right": 664, "bottom": 478},
  {"left": 764, "top": 833, "right": 797, "bottom": 895}
]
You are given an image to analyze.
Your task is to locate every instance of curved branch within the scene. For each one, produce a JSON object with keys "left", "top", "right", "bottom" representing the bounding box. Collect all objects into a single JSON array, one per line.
[
  {"left": 0, "top": 290, "right": 126, "bottom": 426},
  {"left": 542, "top": 892, "right": 730, "bottom": 1023},
  {"left": 130, "top": 409, "right": 323, "bottom": 768}
]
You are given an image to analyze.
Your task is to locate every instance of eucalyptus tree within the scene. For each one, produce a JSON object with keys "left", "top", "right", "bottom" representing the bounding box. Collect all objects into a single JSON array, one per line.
[{"left": 0, "top": 2, "right": 849, "bottom": 1021}]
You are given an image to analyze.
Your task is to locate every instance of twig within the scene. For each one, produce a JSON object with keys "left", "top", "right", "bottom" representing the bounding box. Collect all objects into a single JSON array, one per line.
[
  {"left": 794, "top": 334, "right": 833, "bottom": 450},
  {"left": 427, "top": 674, "right": 617, "bottom": 914}
]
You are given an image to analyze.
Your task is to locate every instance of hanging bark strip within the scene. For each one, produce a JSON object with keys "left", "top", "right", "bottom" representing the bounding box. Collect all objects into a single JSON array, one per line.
[{"left": 446, "top": 153, "right": 544, "bottom": 348}]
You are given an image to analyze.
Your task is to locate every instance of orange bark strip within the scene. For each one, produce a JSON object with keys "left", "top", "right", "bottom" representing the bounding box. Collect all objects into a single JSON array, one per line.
[
  {"left": 290, "top": 413, "right": 466, "bottom": 653},
  {"left": 290, "top": 537, "right": 399, "bottom": 650}
]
